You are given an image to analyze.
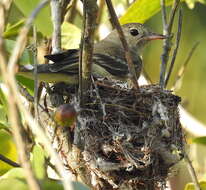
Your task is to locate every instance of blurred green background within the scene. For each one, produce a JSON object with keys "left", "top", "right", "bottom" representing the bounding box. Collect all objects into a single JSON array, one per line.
[{"left": 144, "top": 3, "right": 206, "bottom": 123}]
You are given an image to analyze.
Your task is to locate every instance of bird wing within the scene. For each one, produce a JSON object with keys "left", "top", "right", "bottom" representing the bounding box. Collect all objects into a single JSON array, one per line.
[{"left": 45, "top": 49, "right": 130, "bottom": 78}]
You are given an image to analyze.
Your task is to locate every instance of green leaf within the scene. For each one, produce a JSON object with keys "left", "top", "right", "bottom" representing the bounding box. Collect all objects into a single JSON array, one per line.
[
  {"left": 0, "top": 86, "right": 8, "bottom": 113},
  {"left": 61, "top": 22, "right": 81, "bottom": 49},
  {"left": 14, "top": 0, "right": 52, "bottom": 36},
  {"left": 32, "top": 145, "right": 46, "bottom": 179},
  {"left": 0, "top": 178, "right": 28, "bottom": 190},
  {"left": 5, "top": 39, "right": 32, "bottom": 65},
  {"left": 184, "top": 181, "right": 206, "bottom": 190},
  {"left": 192, "top": 136, "right": 206, "bottom": 145},
  {"left": 120, "top": 0, "right": 174, "bottom": 24},
  {"left": 0, "top": 131, "right": 17, "bottom": 175},
  {"left": 16, "top": 75, "right": 35, "bottom": 96},
  {"left": 3, "top": 20, "right": 25, "bottom": 39},
  {"left": 0, "top": 105, "right": 9, "bottom": 128},
  {"left": 1, "top": 168, "right": 25, "bottom": 179}
]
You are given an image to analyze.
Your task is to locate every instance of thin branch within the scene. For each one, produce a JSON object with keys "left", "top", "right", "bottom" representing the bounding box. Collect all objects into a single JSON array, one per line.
[
  {"left": 0, "top": 154, "right": 20, "bottom": 167},
  {"left": 165, "top": 8, "right": 182, "bottom": 87},
  {"left": 159, "top": 0, "right": 180, "bottom": 88},
  {"left": 160, "top": 0, "right": 167, "bottom": 29},
  {"left": 105, "top": 0, "right": 140, "bottom": 90},
  {"left": 50, "top": 0, "right": 62, "bottom": 53},
  {"left": 33, "top": 26, "right": 39, "bottom": 121},
  {"left": 79, "top": 0, "right": 98, "bottom": 104},
  {"left": 167, "top": 0, "right": 180, "bottom": 33},
  {"left": 184, "top": 153, "right": 201, "bottom": 190},
  {"left": 1, "top": 1, "right": 74, "bottom": 190},
  {"left": 172, "top": 42, "right": 199, "bottom": 91}
]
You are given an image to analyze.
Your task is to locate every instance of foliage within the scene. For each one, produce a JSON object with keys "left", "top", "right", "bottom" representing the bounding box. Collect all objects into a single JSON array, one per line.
[{"left": 0, "top": 0, "right": 206, "bottom": 190}]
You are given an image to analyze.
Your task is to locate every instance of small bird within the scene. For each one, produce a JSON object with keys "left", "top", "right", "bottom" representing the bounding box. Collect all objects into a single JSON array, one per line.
[{"left": 18, "top": 23, "right": 165, "bottom": 84}]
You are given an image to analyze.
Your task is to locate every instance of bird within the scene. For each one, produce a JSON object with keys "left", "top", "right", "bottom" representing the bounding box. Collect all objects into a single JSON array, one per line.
[{"left": 18, "top": 23, "right": 165, "bottom": 84}]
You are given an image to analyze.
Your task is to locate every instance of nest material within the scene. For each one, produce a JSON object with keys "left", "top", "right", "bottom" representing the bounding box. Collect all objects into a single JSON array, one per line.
[
  {"left": 45, "top": 82, "right": 184, "bottom": 190},
  {"left": 71, "top": 83, "right": 183, "bottom": 190}
]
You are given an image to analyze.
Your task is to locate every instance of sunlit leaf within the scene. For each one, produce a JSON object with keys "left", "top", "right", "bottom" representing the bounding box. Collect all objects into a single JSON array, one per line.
[
  {"left": 120, "top": 0, "right": 174, "bottom": 24},
  {"left": 0, "top": 178, "right": 28, "bottom": 190},
  {"left": 184, "top": 181, "right": 206, "bottom": 190},
  {"left": 0, "top": 131, "right": 17, "bottom": 175},
  {"left": 1, "top": 168, "right": 25, "bottom": 179},
  {"left": 61, "top": 22, "right": 81, "bottom": 49},
  {"left": 14, "top": 0, "right": 52, "bottom": 36},
  {"left": 3, "top": 20, "right": 25, "bottom": 39}
]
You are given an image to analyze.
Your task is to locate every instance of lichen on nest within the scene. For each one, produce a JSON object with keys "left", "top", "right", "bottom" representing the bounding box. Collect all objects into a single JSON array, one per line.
[{"left": 68, "top": 83, "right": 184, "bottom": 190}]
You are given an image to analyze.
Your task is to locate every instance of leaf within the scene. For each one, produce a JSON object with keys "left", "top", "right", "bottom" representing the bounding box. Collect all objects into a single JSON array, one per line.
[
  {"left": 0, "top": 131, "right": 18, "bottom": 175},
  {"left": 192, "top": 136, "right": 206, "bottom": 145},
  {"left": 32, "top": 145, "right": 46, "bottom": 179},
  {"left": 0, "top": 86, "right": 8, "bottom": 113},
  {"left": 0, "top": 178, "right": 28, "bottom": 190},
  {"left": 0, "top": 105, "right": 9, "bottom": 128},
  {"left": 16, "top": 75, "right": 35, "bottom": 96},
  {"left": 3, "top": 20, "right": 25, "bottom": 39},
  {"left": 1, "top": 168, "right": 25, "bottom": 179},
  {"left": 61, "top": 22, "right": 81, "bottom": 49},
  {"left": 120, "top": 0, "right": 174, "bottom": 24},
  {"left": 14, "top": 0, "right": 52, "bottom": 36},
  {"left": 184, "top": 181, "right": 206, "bottom": 190},
  {"left": 5, "top": 39, "right": 32, "bottom": 65}
]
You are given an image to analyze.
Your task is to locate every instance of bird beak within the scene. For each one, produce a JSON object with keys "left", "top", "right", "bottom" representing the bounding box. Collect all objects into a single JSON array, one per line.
[{"left": 144, "top": 32, "right": 166, "bottom": 41}]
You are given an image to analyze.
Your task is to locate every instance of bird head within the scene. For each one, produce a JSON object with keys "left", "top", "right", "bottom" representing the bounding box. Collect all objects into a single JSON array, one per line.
[{"left": 105, "top": 23, "right": 166, "bottom": 53}]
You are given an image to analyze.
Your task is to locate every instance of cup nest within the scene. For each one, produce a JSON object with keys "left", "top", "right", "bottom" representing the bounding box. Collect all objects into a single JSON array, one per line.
[{"left": 45, "top": 82, "right": 184, "bottom": 190}]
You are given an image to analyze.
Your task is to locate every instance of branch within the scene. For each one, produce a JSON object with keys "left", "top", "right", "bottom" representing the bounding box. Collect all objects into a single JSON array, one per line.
[
  {"left": 184, "top": 153, "right": 201, "bottom": 190},
  {"left": 0, "top": 154, "right": 20, "bottom": 167},
  {"left": 105, "top": 0, "right": 140, "bottom": 91},
  {"left": 79, "top": 0, "right": 98, "bottom": 104},
  {"left": 0, "top": 1, "right": 74, "bottom": 190},
  {"left": 50, "top": 0, "right": 62, "bottom": 53},
  {"left": 165, "top": 8, "right": 182, "bottom": 87},
  {"left": 159, "top": 0, "right": 180, "bottom": 88}
]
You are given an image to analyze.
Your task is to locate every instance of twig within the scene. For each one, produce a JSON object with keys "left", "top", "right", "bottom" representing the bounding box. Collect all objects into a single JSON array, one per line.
[
  {"left": 79, "top": 0, "right": 98, "bottom": 104},
  {"left": 105, "top": 0, "right": 140, "bottom": 91},
  {"left": 172, "top": 42, "right": 199, "bottom": 91},
  {"left": 33, "top": 25, "right": 39, "bottom": 121},
  {"left": 159, "top": 0, "right": 180, "bottom": 88},
  {"left": 0, "top": 154, "right": 20, "bottom": 167},
  {"left": 184, "top": 153, "right": 201, "bottom": 190},
  {"left": 160, "top": 0, "right": 167, "bottom": 29},
  {"left": 0, "top": 3, "right": 41, "bottom": 190},
  {"left": 167, "top": 0, "right": 180, "bottom": 33},
  {"left": 1, "top": 1, "right": 74, "bottom": 190},
  {"left": 50, "top": 0, "right": 62, "bottom": 53},
  {"left": 165, "top": 8, "right": 182, "bottom": 87}
]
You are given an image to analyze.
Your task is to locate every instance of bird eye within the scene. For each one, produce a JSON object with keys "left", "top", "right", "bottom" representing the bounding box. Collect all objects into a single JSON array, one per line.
[{"left": 130, "top": 28, "right": 139, "bottom": 36}]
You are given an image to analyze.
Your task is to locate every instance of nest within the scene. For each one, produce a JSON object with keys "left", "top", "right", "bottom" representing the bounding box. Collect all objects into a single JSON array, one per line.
[{"left": 45, "top": 82, "right": 184, "bottom": 190}]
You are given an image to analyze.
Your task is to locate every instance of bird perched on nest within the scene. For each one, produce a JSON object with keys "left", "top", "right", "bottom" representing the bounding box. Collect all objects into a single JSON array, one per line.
[{"left": 18, "top": 23, "right": 165, "bottom": 84}]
